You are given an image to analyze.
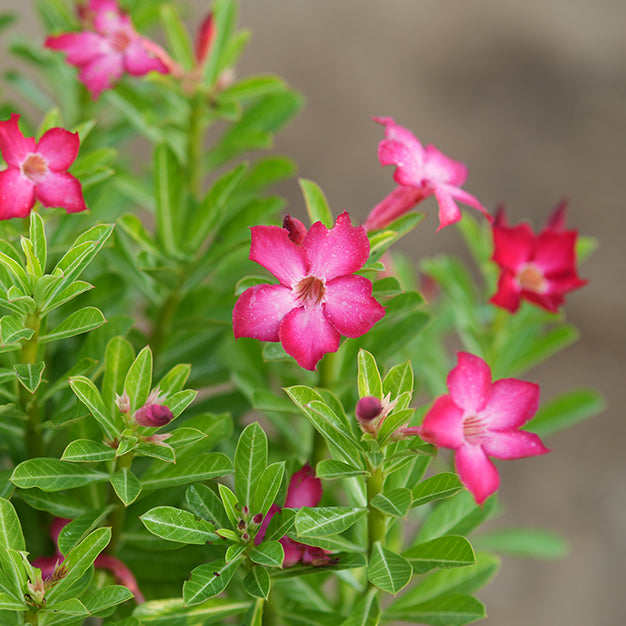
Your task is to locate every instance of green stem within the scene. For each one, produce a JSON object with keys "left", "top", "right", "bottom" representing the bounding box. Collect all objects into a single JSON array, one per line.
[
  {"left": 366, "top": 465, "right": 386, "bottom": 556},
  {"left": 149, "top": 285, "right": 182, "bottom": 366},
  {"left": 310, "top": 353, "right": 336, "bottom": 465},
  {"left": 21, "top": 311, "right": 43, "bottom": 459},
  {"left": 108, "top": 452, "right": 133, "bottom": 553},
  {"left": 24, "top": 609, "right": 38, "bottom": 625}
]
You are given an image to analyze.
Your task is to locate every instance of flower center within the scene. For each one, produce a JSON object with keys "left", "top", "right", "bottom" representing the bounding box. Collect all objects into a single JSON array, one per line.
[
  {"left": 293, "top": 275, "right": 325, "bottom": 307},
  {"left": 517, "top": 264, "right": 547, "bottom": 293},
  {"left": 462, "top": 414, "right": 485, "bottom": 443},
  {"left": 110, "top": 29, "right": 132, "bottom": 52},
  {"left": 21, "top": 154, "right": 48, "bottom": 183}
]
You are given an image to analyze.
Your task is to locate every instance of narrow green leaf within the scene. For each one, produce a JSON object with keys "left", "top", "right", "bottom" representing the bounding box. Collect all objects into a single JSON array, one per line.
[
  {"left": 243, "top": 567, "right": 271, "bottom": 599},
  {"left": 57, "top": 507, "right": 115, "bottom": 555},
  {"left": 102, "top": 336, "right": 135, "bottom": 413},
  {"left": 154, "top": 144, "right": 183, "bottom": 257},
  {"left": 218, "top": 483, "right": 239, "bottom": 527},
  {"left": 472, "top": 527, "right": 568, "bottom": 559},
  {"left": 371, "top": 488, "right": 412, "bottom": 518},
  {"left": 251, "top": 462, "right": 284, "bottom": 518},
  {"left": 295, "top": 507, "right": 366, "bottom": 538},
  {"left": 19, "top": 490, "right": 88, "bottom": 519},
  {"left": 186, "top": 484, "right": 231, "bottom": 529},
  {"left": 110, "top": 468, "right": 142, "bottom": 506},
  {"left": 234, "top": 422, "right": 268, "bottom": 509},
  {"left": 340, "top": 588, "right": 380, "bottom": 626},
  {"left": 383, "top": 361, "right": 414, "bottom": 398},
  {"left": 39, "top": 307, "right": 106, "bottom": 343},
  {"left": 140, "top": 506, "right": 218, "bottom": 544},
  {"left": 159, "top": 4, "right": 195, "bottom": 71},
  {"left": 133, "top": 598, "right": 251, "bottom": 624},
  {"left": 412, "top": 473, "right": 463, "bottom": 508},
  {"left": 201, "top": 0, "right": 236, "bottom": 88},
  {"left": 357, "top": 349, "right": 383, "bottom": 399},
  {"left": 0, "top": 498, "right": 24, "bottom": 551},
  {"left": 403, "top": 535, "right": 476, "bottom": 574},
  {"left": 249, "top": 540, "right": 284, "bottom": 567},
  {"left": 384, "top": 593, "right": 485, "bottom": 625},
  {"left": 0, "top": 591, "right": 25, "bottom": 610},
  {"left": 299, "top": 178, "right": 333, "bottom": 227},
  {"left": 0, "top": 315, "right": 33, "bottom": 345},
  {"left": 61, "top": 440, "right": 116, "bottom": 463},
  {"left": 124, "top": 345, "right": 153, "bottom": 413},
  {"left": 156, "top": 363, "right": 191, "bottom": 396},
  {"left": 367, "top": 542, "right": 412, "bottom": 595},
  {"left": 21, "top": 236, "right": 42, "bottom": 278},
  {"left": 134, "top": 443, "right": 176, "bottom": 463},
  {"left": 83, "top": 585, "right": 134, "bottom": 616},
  {"left": 264, "top": 509, "right": 296, "bottom": 542},
  {"left": 69, "top": 376, "right": 119, "bottom": 441},
  {"left": 142, "top": 454, "right": 233, "bottom": 491},
  {"left": 0, "top": 549, "right": 27, "bottom": 601},
  {"left": 183, "top": 558, "right": 241, "bottom": 606},
  {"left": 10, "top": 459, "right": 109, "bottom": 491},
  {"left": 13, "top": 362, "right": 45, "bottom": 393},
  {"left": 315, "top": 459, "right": 367, "bottom": 480}
]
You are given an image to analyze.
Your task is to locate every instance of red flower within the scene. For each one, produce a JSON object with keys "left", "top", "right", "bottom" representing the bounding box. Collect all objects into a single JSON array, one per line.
[{"left": 490, "top": 202, "right": 587, "bottom": 313}]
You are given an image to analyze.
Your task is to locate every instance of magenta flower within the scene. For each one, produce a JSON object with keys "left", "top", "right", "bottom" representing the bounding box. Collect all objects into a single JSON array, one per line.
[
  {"left": 233, "top": 212, "right": 385, "bottom": 371},
  {"left": 411, "top": 352, "right": 549, "bottom": 504},
  {"left": 45, "top": 0, "right": 170, "bottom": 99},
  {"left": 256, "top": 464, "right": 333, "bottom": 567},
  {"left": 367, "top": 117, "right": 490, "bottom": 231},
  {"left": 0, "top": 114, "right": 86, "bottom": 219},
  {"left": 490, "top": 203, "right": 588, "bottom": 313}
]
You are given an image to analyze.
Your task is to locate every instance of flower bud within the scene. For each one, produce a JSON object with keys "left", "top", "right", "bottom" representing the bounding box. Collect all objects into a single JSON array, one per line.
[
  {"left": 283, "top": 214, "right": 307, "bottom": 244},
  {"left": 252, "top": 513, "right": 263, "bottom": 525},
  {"left": 115, "top": 391, "right": 131, "bottom": 414},
  {"left": 195, "top": 12, "right": 216, "bottom": 66},
  {"left": 356, "top": 396, "right": 383, "bottom": 423},
  {"left": 134, "top": 403, "right": 173, "bottom": 427}
]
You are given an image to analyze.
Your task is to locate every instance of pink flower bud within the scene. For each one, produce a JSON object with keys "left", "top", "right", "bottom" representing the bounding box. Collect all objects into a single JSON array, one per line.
[
  {"left": 134, "top": 403, "right": 173, "bottom": 427},
  {"left": 284, "top": 464, "right": 322, "bottom": 508},
  {"left": 115, "top": 391, "right": 131, "bottom": 414},
  {"left": 195, "top": 12, "right": 216, "bottom": 66},
  {"left": 252, "top": 513, "right": 263, "bottom": 524},
  {"left": 356, "top": 396, "right": 383, "bottom": 422},
  {"left": 282, "top": 214, "right": 308, "bottom": 244}
]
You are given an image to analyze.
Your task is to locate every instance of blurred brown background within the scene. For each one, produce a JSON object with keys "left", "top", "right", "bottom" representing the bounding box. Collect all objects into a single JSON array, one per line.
[{"left": 3, "top": 0, "right": 625, "bottom": 624}]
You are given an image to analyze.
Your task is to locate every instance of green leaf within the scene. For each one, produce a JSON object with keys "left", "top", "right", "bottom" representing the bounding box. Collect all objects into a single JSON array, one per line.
[
  {"left": 142, "top": 454, "right": 233, "bottom": 491},
  {"left": 218, "top": 483, "right": 239, "bottom": 527},
  {"left": 39, "top": 307, "right": 106, "bottom": 343},
  {"left": 299, "top": 178, "right": 333, "bottom": 227},
  {"left": 412, "top": 473, "right": 463, "bottom": 508},
  {"left": 0, "top": 498, "right": 24, "bottom": 551},
  {"left": 110, "top": 468, "right": 142, "bottom": 506},
  {"left": 21, "top": 236, "right": 42, "bottom": 278},
  {"left": 201, "top": 0, "right": 236, "bottom": 88},
  {"left": 249, "top": 540, "right": 284, "bottom": 567},
  {"left": 133, "top": 598, "right": 250, "bottom": 624},
  {"left": 251, "top": 461, "right": 284, "bottom": 518},
  {"left": 19, "top": 490, "right": 87, "bottom": 519},
  {"left": 315, "top": 459, "right": 368, "bottom": 480},
  {"left": 0, "top": 591, "right": 25, "bottom": 611},
  {"left": 219, "top": 74, "right": 286, "bottom": 104},
  {"left": 185, "top": 484, "right": 231, "bottom": 528},
  {"left": 403, "top": 535, "right": 476, "bottom": 574},
  {"left": 57, "top": 507, "right": 115, "bottom": 555},
  {"left": 102, "top": 336, "right": 135, "bottom": 413},
  {"left": 13, "top": 362, "right": 45, "bottom": 393},
  {"left": 69, "top": 376, "right": 120, "bottom": 441},
  {"left": 134, "top": 442, "right": 176, "bottom": 463},
  {"left": 38, "top": 598, "right": 90, "bottom": 625},
  {"left": 141, "top": 506, "right": 219, "bottom": 544},
  {"left": 383, "top": 361, "right": 414, "bottom": 398},
  {"left": 124, "top": 345, "right": 153, "bottom": 413},
  {"left": 10, "top": 458, "right": 109, "bottom": 491},
  {"left": 46, "top": 528, "right": 111, "bottom": 603},
  {"left": 385, "top": 593, "right": 485, "bottom": 625},
  {"left": 83, "top": 585, "right": 134, "bottom": 616},
  {"left": 0, "top": 251, "right": 29, "bottom": 294},
  {"left": 154, "top": 143, "right": 183, "bottom": 257},
  {"left": 159, "top": 3, "right": 195, "bottom": 71},
  {"left": 234, "top": 422, "right": 268, "bottom": 509},
  {"left": 367, "top": 542, "right": 412, "bottom": 595},
  {"left": 371, "top": 488, "right": 412, "bottom": 518},
  {"left": 295, "top": 506, "right": 366, "bottom": 538},
  {"left": 340, "top": 589, "right": 380, "bottom": 626},
  {"left": 389, "top": 552, "right": 500, "bottom": 610},
  {"left": 183, "top": 558, "right": 241, "bottom": 606},
  {"left": 264, "top": 509, "right": 296, "bottom": 542},
  {"left": 357, "top": 349, "right": 383, "bottom": 399},
  {"left": 524, "top": 388, "right": 604, "bottom": 437},
  {"left": 0, "top": 548, "right": 27, "bottom": 601},
  {"left": 61, "top": 440, "right": 116, "bottom": 463},
  {"left": 243, "top": 567, "right": 271, "bottom": 599},
  {"left": 0, "top": 315, "right": 34, "bottom": 345},
  {"left": 156, "top": 363, "right": 191, "bottom": 396},
  {"left": 472, "top": 527, "right": 568, "bottom": 559}
]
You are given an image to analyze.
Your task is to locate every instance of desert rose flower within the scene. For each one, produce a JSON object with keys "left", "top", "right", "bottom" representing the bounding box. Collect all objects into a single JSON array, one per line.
[
  {"left": 490, "top": 203, "right": 588, "bottom": 313},
  {"left": 233, "top": 212, "right": 385, "bottom": 371},
  {"left": 407, "top": 352, "right": 549, "bottom": 504},
  {"left": 367, "top": 116, "right": 490, "bottom": 231},
  {"left": 45, "top": 0, "right": 170, "bottom": 99},
  {"left": 133, "top": 388, "right": 173, "bottom": 427},
  {"left": 0, "top": 114, "right": 87, "bottom": 219},
  {"left": 255, "top": 464, "right": 333, "bottom": 567}
]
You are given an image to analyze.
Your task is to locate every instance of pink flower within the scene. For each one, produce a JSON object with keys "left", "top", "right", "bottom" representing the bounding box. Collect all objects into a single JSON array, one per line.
[
  {"left": 0, "top": 114, "right": 86, "bottom": 219},
  {"left": 233, "top": 212, "right": 385, "bottom": 371},
  {"left": 195, "top": 12, "right": 216, "bottom": 67},
  {"left": 490, "top": 203, "right": 588, "bottom": 313},
  {"left": 411, "top": 352, "right": 549, "bottom": 504},
  {"left": 367, "top": 117, "right": 490, "bottom": 231},
  {"left": 45, "top": 0, "right": 170, "bottom": 99},
  {"left": 133, "top": 388, "right": 173, "bottom": 427},
  {"left": 255, "top": 464, "right": 333, "bottom": 567}
]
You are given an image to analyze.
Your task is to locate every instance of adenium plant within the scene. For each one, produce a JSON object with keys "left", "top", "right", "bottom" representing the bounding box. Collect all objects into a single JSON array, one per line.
[{"left": 0, "top": 1, "right": 601, "bottom": 626}]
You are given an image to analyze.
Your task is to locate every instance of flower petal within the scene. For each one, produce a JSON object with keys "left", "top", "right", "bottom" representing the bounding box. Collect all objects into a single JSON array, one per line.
[
  {"left": 323, "top": 274, "right": 385, "bottom": 337},
  {"left": 284, "top": 464, "right": 322, "bottom": 508},
  {"left": 124, "top": 38, "right": 169, "bottom": 76},
  {"left": 303, "top": 212, "right": 370, "bottom": 281},
  {"left": 233, "top": 283, "right": 294, "bottom": 342},
  {"left": 36, "top": 128, "right": 80, "bottom": 172},
  {"left": 432, "top": 184, "right": 463, "bottom": 230},
  {"left": 92, "top": 0, "right": 133, "bottom": 35},
  {"left": 255, "top": 504, "right": 280, "bottom": 545},
  {"left": 482, "top": 430, "right": 549, "bottom": 460},
  {"left": 45, "top": 32, "right": 108, "bottom": 66},
  {"left": 455, "top": 443, "right": 500, "bottom": 505},
  {"left": 281, "top": 537, "right": 305, "bottom": 567},
  {"left": 364, "top": 186, "right": 428, "bottom": 231},
  {"left": 447, "top": 352, "right": 492, "bottom": 414},
  {"left": 489, "top": 271, "right": 521, "bottom": 312},
  {"left": 492, "top": 223, "right": 534, "bottom": 271},
  {"left": 479, "top": 378, "right": 540, "bottom": 430},
  {"left": 250, "top": 225, "right": 307, "bottom": 287},
  {"left": 0, "top": 114, "right": 35, "bottom": 167},
  {"left": 78, "top": 54, "right": 125, "bottom": 99},
  {"left": 418, "top": 395, "right": 464, "bottom": 449},
  {"left": 448, "top": 186, "right": 492, "bottom": 222},
  {"left": 278, "top": 306, "right": 340, "bottom": 371},
  {"left": 423, "top": 144, "right": 467, "bottom": 186},
  {"left": 0, "top": 168, "right": 35, "bottom": 219},
  {"left": 534, "top": 230, "right": 578, "bottom": 276},
  {"left": 35, "top": 171, "right": 87, "bottom": 213}
]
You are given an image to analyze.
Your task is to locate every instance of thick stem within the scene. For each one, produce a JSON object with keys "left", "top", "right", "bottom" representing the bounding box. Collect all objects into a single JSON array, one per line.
[
  {"left": 149, "top": 287, "right": 182, "bottom": 365},
  {"left": 21, "top": 311, "right": 43, "bottom": 459},
  {"left": 108, "top": 452, "right": 133, "bottom": 553},
  {"left": 366, "top": 465, "right": 386, "bottom": 556},
  {"left": 24, "top": 609, "right": 39, "bottom": 625}
]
